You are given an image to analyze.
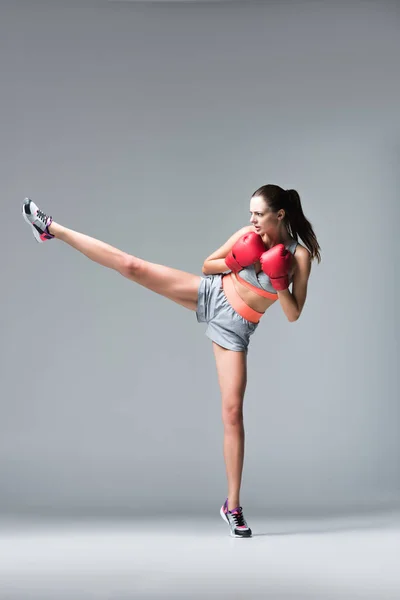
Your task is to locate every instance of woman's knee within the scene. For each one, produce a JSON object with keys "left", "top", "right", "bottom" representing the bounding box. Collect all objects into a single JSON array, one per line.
[
  {"left": 119, "top": 254, "right": 143, "bottom": 279},
  {"left": 222, "top": 402, "right": 244, "bottom": 427}
]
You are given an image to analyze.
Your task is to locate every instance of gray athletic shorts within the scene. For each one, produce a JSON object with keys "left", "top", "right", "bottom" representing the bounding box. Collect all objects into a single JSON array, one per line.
[{"left": 196, "top": 274, "right": 259, "bottom": 352}]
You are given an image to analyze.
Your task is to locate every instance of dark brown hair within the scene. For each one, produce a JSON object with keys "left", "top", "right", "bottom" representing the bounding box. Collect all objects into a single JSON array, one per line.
[{"left": 252, "top": 184, "right": 321, "bottom": 263}]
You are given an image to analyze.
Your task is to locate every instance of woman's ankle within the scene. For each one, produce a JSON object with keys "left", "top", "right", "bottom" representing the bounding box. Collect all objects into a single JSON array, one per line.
[
  {"left": 48, "top": 221, "right": 62, "bottom": 237},
  {"left": 228, "top": 497, "right": 240, "bottom": 511}
]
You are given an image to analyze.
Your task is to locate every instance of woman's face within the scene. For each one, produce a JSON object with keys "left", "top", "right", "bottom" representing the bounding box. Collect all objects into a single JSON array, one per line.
[{"left": 249, "top": 196, "right": 284, "bottom": 235}]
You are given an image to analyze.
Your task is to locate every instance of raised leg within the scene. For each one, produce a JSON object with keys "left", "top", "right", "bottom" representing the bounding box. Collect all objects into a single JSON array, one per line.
[
  {"left": 49, "top": 221, "right": 201, "bottom": 311},
  {"left": 212, "top": 342, "right": 248, "bottom": 510}
]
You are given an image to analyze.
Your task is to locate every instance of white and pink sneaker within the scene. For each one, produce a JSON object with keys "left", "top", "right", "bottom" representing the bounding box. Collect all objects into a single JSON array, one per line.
[
  {"left": 22, "top": 198, "right": 54, "bottom": 243},
  {"left": 220, "top": 498, "right": 252, "bottom": 538}
]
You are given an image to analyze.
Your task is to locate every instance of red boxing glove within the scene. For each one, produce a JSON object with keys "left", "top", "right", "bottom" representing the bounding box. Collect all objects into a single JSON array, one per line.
[
  {"left": 260, "top": 244, "right": 293, "bottom": 291},
  {"left": 225, "top": 232, "right": 265, "bottom": 272}
]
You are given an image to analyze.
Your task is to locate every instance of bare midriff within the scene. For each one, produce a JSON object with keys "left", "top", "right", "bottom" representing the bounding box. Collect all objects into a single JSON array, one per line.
[{"left": 231, "top": 269, "right": 277, "bottom": 314}]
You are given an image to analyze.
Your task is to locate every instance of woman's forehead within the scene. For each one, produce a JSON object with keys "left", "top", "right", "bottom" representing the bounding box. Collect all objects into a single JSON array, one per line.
[{"left": 250, "top": 196, "right": 267, "bottom": 211}]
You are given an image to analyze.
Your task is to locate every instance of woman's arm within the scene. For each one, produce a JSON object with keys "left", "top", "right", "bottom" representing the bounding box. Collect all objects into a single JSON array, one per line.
[
  {"left": 277, "top": 246, "right": 312, "bottom": 322},
  {"left": 202, "top": 225, "right": 254, "bottom": 275}
]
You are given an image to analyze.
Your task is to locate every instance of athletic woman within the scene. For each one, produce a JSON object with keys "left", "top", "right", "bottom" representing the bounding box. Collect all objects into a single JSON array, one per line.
[{"left": 22, "top": 184, "right": 321, "bottom": 538}]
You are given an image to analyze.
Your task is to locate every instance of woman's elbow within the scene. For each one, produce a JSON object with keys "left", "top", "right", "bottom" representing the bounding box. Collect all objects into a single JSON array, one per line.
[{"left": 288, "top": 311, "right": 300, "bottom": 323}]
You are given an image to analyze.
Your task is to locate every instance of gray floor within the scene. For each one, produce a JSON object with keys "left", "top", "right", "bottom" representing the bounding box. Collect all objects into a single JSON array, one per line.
[{"left": 0, "top": 511, "right": 399, "bottom": 600}]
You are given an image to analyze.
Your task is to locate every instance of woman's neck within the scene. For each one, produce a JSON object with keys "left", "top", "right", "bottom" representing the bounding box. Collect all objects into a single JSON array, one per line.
[{"left": 262, "top": 229, "right": 291, "bottom": 248}]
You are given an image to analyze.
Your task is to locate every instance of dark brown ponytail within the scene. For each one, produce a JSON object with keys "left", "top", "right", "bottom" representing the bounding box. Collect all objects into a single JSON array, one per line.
[{"left": 252, "top": 184, "right": 321, "bottom": 263}]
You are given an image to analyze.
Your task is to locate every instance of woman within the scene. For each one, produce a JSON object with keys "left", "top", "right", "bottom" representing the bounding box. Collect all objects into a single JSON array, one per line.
[{"left": 22, "top": 184, "right": 321, "bottom": 538}]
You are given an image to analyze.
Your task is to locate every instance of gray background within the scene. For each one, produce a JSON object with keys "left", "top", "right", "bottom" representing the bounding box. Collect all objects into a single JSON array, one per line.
[{"left": 1, "top": 0, "right": 399, "bottom": 518}]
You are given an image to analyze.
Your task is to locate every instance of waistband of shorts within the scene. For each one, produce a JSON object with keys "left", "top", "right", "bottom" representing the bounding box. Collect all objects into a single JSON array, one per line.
[{"left": 222, "top": 273, "right": 264, "bottom": 324}]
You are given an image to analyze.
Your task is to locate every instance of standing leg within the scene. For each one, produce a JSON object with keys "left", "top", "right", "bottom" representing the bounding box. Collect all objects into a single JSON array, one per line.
[{"left": 213, "top": 342, "right": 252, "bottom": 537}]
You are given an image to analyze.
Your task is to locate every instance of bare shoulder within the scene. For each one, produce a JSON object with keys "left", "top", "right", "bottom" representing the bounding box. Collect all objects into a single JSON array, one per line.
[
  {"left": 294, "top": 243, "right": 310, "bottom": 261},
  {"left": 293, "top": 243, "right": 312, "bottom": 276}
]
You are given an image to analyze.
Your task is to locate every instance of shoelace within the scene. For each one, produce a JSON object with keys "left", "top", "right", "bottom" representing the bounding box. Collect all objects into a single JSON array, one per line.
[
  {"left": 36, "top": 209, "right": 49, "bottom": 224},
  {"left": 231, "top": 510, "right": 247, "bottom": 528}
]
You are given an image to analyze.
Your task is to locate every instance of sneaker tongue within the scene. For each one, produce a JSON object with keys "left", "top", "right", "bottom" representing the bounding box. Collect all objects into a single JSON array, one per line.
[{"left": 230, "top": 506, "right": 242, "bottom": 514}]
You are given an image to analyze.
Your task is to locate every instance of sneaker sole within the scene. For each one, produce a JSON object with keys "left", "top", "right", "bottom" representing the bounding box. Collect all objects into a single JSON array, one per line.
[{"left": 22, "top": 205, "right": 45, "bottom": 243}]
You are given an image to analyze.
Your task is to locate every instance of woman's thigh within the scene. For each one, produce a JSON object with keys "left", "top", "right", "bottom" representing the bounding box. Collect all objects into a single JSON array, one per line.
[
  {"left": 122, "top": 256, "right": 202, "bottom": 311},
  {"left": 212, "top": 342, "right": 247, "bottom": 417}
]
